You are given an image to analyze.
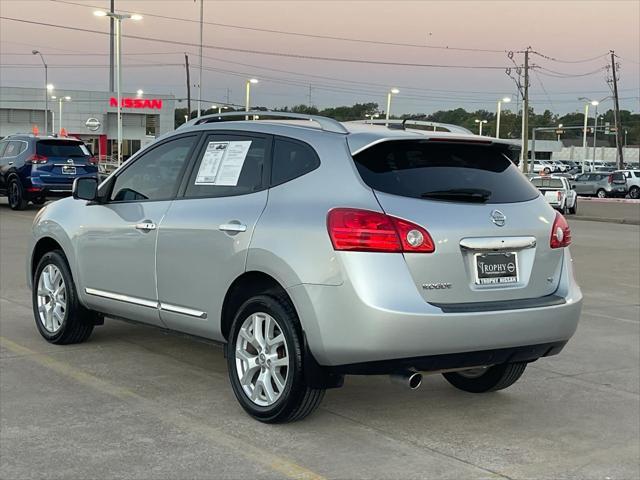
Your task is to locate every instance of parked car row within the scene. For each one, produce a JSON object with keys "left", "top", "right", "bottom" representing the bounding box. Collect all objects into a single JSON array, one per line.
[{"left": 0, "top": 134, "right": 98, "bottom": 210}]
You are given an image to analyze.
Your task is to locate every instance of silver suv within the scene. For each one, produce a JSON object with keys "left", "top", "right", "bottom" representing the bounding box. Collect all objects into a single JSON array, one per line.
[{"left": 27, "top": 112, "right": 582, "bottom": 423}]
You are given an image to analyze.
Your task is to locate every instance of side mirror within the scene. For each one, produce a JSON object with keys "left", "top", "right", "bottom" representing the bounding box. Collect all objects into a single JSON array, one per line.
[{"left": 73, "top": 177, "right": 98, "bottom": 201}]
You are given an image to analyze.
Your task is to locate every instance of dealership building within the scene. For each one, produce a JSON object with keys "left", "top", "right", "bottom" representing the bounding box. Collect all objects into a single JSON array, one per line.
[{"left": 0, "top": 86, "right": 176, "bottom": 159}]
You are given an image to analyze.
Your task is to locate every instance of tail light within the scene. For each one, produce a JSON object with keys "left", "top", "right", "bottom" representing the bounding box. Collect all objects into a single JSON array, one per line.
[
  {"left": 557, "top": 191, "right": 563, "bottom": 202},
  {"left": 26, "top": 154, "right": 48, "bottom": 164},
  {"left": 88, "top": 156, "right": 98, "bottom": 165},
  {"left": 608, "top": 174, "right": 613, "bottom": 183},
  {"left": 327, "top": 208, "right": 435, "bottom": 253},
  {"left": 550, "top": 212, "right": 571, "bottom": 248}
]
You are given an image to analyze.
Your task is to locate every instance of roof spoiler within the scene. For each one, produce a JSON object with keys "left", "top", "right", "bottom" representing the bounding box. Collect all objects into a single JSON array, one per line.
[{"left": 180, "top": 110, "right": 349, "bottom": 134}]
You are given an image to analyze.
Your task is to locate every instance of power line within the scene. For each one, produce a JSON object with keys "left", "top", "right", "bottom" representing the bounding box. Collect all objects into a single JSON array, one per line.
[
  {"left": 534, "top": 66, "right": 606, "bottom": 78},
  {"left": 530, "top": 50, "right": 609, "bottom": 64},
  {"left": 50, "top": 0, "right": 507, "bottom": 54},
  {"left": 0, "top": 16, "right": 511, "bottom": 69}
]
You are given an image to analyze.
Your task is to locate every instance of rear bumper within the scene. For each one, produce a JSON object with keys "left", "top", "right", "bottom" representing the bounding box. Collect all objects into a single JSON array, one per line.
[
  {"left": 27, "top": 175, "right": 96, "bottom": 197},
  {"left": 288, "top": 249, "right": 582, "bottom": 367}
]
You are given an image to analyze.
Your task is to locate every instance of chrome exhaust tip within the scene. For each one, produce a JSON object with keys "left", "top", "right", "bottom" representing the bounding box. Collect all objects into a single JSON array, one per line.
[{"left": 390, "top": 370, "right": 422, "bottom": 390}]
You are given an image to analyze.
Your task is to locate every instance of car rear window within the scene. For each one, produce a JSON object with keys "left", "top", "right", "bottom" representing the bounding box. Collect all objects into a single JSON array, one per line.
[
  {"left": 531, "top": 178, "right": 564, "bottom": 188},
  {"left": 352, "top": 140, "right": 540, "bottom": 204},
  {"left": 37, "top": 140, "right": 89, "bottom": 157}
]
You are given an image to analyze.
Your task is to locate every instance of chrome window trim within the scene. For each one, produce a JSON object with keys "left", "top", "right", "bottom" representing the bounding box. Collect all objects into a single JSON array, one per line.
[{"left": 85, "top": 288, "right": 207, "bottom": 319}]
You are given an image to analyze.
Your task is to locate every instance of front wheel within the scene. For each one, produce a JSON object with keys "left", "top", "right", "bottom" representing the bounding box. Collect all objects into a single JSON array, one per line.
[
  {"left": 32, "top": 250, "right": 95, "bottom": 344},
  {"left": 443, "top": 362, "right": 527, "bottom": 393},
  {"left": 227, "top": 295, "right": 325, "bottom": 423}
]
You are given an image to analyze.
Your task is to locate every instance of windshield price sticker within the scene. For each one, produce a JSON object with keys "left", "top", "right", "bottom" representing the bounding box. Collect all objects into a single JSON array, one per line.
[{"left": 195, "top": 141, "right": 252, "bottom": 186}]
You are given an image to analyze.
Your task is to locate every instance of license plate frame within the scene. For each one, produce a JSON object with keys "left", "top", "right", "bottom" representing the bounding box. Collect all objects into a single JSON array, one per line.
[
  {"left": 474, "top": 251, "right": 519, "bottom": 285},
  {"left": 62, "top": 165, "right": 76, "bottom": 175}
]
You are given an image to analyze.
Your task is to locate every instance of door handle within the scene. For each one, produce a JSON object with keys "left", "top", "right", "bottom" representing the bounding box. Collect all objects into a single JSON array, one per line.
[
  {"left": 135, "top": 222, "right": 157, "bottom": 231},
  {"left": 219, "top": 223, "right": 247, "bottom": 233}
]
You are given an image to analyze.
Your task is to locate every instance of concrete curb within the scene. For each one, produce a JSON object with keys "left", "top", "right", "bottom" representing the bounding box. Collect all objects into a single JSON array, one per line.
[{"left": 572, "top": 215, "right": 640, "bottom": 225}]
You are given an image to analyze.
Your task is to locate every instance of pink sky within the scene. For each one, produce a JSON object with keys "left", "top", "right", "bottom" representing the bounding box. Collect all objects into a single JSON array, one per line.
[{"left": 1, "top": 0, "right": 639, "bottom": 114}]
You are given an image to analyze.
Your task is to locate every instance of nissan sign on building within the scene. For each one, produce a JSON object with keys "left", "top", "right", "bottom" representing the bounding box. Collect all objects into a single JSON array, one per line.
[{"left": 0, "top": 86, "right": 176, "bottom": 162}]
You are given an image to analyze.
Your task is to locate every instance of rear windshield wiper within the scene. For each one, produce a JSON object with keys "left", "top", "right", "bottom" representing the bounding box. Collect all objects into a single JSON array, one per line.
[{"left": 420, "top": 188, "right": 492, "bottom": 202}]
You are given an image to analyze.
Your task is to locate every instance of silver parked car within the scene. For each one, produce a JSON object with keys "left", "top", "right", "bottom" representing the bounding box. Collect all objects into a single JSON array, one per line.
[
  {"left": 27, "top": 112, "right": 582, "bottom": 423},
  {"left": 572, "top": 172, "right": 628, "bottom": 198}
]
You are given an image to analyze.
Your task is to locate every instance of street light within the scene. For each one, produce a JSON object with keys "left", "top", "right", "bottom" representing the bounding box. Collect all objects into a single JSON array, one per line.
[
  {"left": 136, "top": 89, "right": 144, "bottom": 97},
  {"left": 385, "top": 88, "right": 399, "bottom": 126},
  {"left": 50, "top": 95, "right": 71, "bottom": 134},
  {"left": 495, "top": 96, "right": 511, "bottom": 138},
  {"left": 245, "top": 78, "right": 258, "bottom": 120},
  {"left": 32, "top": 50, "right": 49, "bottom": 135},
  {"left": 94, "top": 9, "right": 142, "bottom": 166},
  {"left": 365, "top": 113, "right": 380, "bottom": 124},
  {"left": 475, "top": 119, "right": 488, "bottom": 136},
  {"left": 211, "top": 104, "right": 229, "bottom": 115},
  {"left": 557, "top": 123, "right": 563, "bottom": 142}
]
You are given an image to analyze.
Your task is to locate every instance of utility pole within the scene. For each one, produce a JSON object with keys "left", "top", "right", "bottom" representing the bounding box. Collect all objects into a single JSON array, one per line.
[
  {"left": 109, "top": 0, "right": 114, "bottom": 91},
  {"left": 308, "top": 85, "right": 312, "bottom": 106},
  {"left": 521, "top": 47, "right": 530, "bottom": 173},
  {"left": 226, "top": 88, "right": 230, "bottom": 105},
  {"left": 185, "top": 54, "right": 191, "bottom": 121},
  {"left": 610, "top": 50, "right": 624, "bottom": 169},
  {"left": 197, "top": 0, "right": 203, "bottom": 117}
]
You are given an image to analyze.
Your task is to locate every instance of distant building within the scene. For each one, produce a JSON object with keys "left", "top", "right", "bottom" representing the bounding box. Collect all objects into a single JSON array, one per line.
[{"left": 0, "top": 86, "right": 176, "bottom": 160}]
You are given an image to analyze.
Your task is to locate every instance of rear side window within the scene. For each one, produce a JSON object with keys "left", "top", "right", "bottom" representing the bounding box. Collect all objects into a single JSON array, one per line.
[
  {"left": 37, "top": 140, "right": 88, "bottom": 157},
  {"left": 353, "top": 140, "right": 540, "bottom": 204},
  {"left": 271, "top": 138, "right": 320, "bottom": 186},
  {"left": 532, "top": 178, "right": 564, "bottom": 188}
]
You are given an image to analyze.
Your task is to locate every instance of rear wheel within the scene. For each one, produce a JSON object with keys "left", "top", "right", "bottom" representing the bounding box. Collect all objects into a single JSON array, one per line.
[
  {"left": 568, "top": 199, "right": 577, "bottom": 215},
  {"left": 227, "top": 295, "right": 325, "bottom": 423},
  {"left": 8, "top": 178, "right": 28, "bottom": 210},
  {"left": 629, "top": 186, "right": 639, "bottom": 199},
  {"left": 32, "top": 250, "right": 95, "bottom": 344},
  {"left": 596, "top": 189, "right": 607, "bottom": 198},
  {"left": 443, "top": 362, "right": 527, "bottom": 393}
]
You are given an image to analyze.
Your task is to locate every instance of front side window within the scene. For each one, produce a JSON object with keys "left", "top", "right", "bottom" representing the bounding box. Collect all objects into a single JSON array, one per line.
[
  {"left": 110, "top": 135, "right": 196, "bottom": 202},
  {"left": 185, "top": 134, "right": 267, "bottom": 198},
  {"left": 353, "top": 140, "right": 540, "bottom": 204}
]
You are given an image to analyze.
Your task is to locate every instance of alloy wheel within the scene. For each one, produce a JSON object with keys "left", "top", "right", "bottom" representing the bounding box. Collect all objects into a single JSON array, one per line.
[
  {"left": 235, "top": 312, "right": 290, "bottom": 406},
  {"left": 36, "top": 264, "right": 67, "bottom": 333}
]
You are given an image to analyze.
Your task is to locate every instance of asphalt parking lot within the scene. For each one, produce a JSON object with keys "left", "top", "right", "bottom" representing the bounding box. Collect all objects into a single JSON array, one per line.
[{"left": 1, "top": 200, "right": 638, "bottom": 480}]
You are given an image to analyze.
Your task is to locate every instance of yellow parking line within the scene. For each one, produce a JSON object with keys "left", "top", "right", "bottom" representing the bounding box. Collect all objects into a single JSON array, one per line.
[{"left": 0, "top": 336, "right": 325, "bottom": 480}]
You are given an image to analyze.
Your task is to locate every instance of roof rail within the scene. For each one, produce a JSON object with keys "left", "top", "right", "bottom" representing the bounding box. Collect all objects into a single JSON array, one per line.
[{"left": 180, "top": 110, "right": 349, "bottom": 134}]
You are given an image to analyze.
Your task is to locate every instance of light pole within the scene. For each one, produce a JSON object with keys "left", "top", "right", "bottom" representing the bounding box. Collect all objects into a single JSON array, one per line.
[
  {"left": 365, "top": 113, "right": 379, "bottom": 124},
  {"left": 32, "top": 50, "right": 51, "bottom": 135},
  {"left": 51, "top": 95, "right": 71, "bottom": 134},
  {"left": 211, "top": 104, "right": 229, "bottom": 116},
  {"left": 475, "top": 119, "right": 488, "bottom": 136},
  {"left": 557, "top": 124, "right": 563, "bottom": 142},
  {"left": 385, "top": 88, "right": 399, "bottom": 126},
  {"left": 245, "top": 79, "right": 258, "bottom": 120},
  {"left": 94, "top": 10, "right": 142, "bottom": 166},
  {"left": 495, "top": 96, "right": 511, "bottom": 138},
  {"left": 624, "top": 129, "right": 628, "bottom": 148},
  {"left": 592, "top": 111, "right": 601, "bottom": 163},
  {"left": 136, "top": 89, "right": 144, "bottom": 97}
]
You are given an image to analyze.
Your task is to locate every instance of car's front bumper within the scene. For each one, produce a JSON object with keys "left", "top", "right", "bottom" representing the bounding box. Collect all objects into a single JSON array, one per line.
[{"left": 288, "top": 249, "right": 582, "bottom": 367}]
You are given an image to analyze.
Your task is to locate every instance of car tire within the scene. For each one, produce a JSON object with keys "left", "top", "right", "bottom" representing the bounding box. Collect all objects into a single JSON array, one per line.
[
  {"left": 568, "top": 199, "right": 577, "bottom": 215},
  {"left": 543, "top": 167, "right": 551, "bottom": 174},
  {"left": 8, "top": 178, "right": 28, "bottom": 210},
  {"left": 629, "top": 186, "right": 639, "bottom": 199},
  {"left": 558, "top": 205, "right": 566, "bottom": 215},
  {"left": 32, "top": 250, "right": 95, "bottom": 345},
  {"left": 227, "top": 294, "right": 325, "bottom": 423},
  {"left": 596, "top": 189, "right": 607, "bottom": 198},
  {"left": 443, "top": 362, "right": 527, "bottom": 393}
]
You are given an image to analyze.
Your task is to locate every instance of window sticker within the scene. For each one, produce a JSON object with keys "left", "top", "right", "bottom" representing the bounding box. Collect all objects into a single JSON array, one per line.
[{"left": 195, "top": 141, "right": 252, "bottom": 186}]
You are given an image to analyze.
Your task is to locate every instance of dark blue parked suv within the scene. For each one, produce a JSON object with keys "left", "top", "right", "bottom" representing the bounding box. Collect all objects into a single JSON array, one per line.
[{"left": 0, "top": 134, "right": 98, "bottom": 210}]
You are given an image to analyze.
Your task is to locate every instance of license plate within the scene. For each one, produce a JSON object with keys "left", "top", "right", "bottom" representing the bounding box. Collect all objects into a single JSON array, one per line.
[
  {"left": 62, "top": 165, "right": 76, "bottom": 175},
  {"left": 474, "top": 252, "right": 518, "bottom": 285}
]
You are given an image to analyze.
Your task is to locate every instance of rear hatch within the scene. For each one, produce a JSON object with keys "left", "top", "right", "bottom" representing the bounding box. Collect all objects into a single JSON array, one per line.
[
  {"left": 352, "top": 139, "right": 564, "bottom": 305},
  {"left": 33, "top": 140, "right": 97, "bottom": 184},
  {"left": 609, "top": 172, "right": 627, "bottom": 186}
]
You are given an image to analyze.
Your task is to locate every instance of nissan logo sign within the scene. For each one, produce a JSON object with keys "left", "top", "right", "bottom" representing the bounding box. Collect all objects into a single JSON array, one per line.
[{"left": 85, "top": 118, "right": 101, "bottom": 131}]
